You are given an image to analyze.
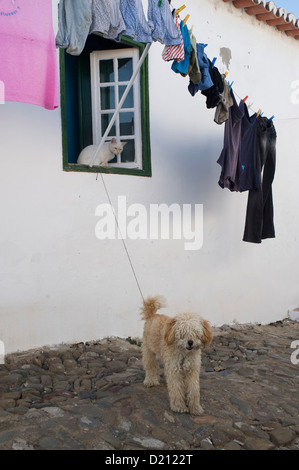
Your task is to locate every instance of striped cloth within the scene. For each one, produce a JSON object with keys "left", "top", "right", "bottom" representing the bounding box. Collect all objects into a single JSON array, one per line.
[{"left": 161, "top": 15, "right": 184, "bottom": 62}]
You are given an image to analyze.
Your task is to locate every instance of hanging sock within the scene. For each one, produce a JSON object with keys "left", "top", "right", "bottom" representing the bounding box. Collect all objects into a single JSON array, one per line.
[
  {"left": 56, "top": 0, "right": 92, "bottom": 55},
  {"left": 201, "top": 59, "right": 224, "bottom": 108},
  {"left": 182, "top": 30, "right": 201, "bottom": 84},
  {"left": 147, "top": 0, "right": 181, "bottom": 45},
  {"left": 188, "top": 43, "right": 213, "bottom": 96},
  {"left": 162, "top": 15, "right": 184, "bottom": 61},
  {"left": 214, "top": 76, "right": 234, "bottom": 125},
  {"left": 171, "top": 20, "right": 192, "bottom": 75},
  {"left": 119, "top": 0, "right": 153, "bottom": 43},
  {"left": 90, "top": 0, "right": 126, "bottom": 41}
]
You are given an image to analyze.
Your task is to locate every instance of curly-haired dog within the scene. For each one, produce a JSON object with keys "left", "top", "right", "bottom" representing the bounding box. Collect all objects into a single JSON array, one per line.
[{"left": 140, "top": 296, "right": 212, "bottom": 415}]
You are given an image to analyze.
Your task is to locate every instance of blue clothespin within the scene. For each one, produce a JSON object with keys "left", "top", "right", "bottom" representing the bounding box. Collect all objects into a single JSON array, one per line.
[
  {"left": 269, "top": 115, "right": 275, "bottom": 122},
  {"left": 203, "top": 43, "right": 208, "bottom": 48},
  {"left": 228, "top": 81, "right": 234, "bottom": 90},
  {"left": 212, "top": 57, "right": 217, "bottom": 68}
]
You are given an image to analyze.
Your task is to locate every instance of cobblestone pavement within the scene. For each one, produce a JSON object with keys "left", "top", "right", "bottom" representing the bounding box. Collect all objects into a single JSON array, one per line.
[{"left": 0, "top": 319, "right": 299, "bottom": 451}]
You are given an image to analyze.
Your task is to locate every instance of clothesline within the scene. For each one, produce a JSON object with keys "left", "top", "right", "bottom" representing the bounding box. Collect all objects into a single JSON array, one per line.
[
  {"left": 233, "top": 89, "right": 299, "bottom": 121},
  {"left": 165, "top": 2, "right": 278, "bottom": 124}
]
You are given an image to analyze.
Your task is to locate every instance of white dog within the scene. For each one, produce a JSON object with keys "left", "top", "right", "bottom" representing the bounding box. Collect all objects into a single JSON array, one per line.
[{"left": 140, "top": 296, "right": 212, "bottom": 415}]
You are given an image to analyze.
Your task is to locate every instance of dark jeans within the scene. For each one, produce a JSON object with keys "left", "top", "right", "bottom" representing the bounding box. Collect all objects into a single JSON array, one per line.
[{"left": 243, "top": 117, "right": 276, "bottom": 243}]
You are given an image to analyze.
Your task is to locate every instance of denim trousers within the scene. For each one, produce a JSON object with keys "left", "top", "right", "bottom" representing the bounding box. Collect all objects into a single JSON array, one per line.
[{"left": 243, "top": 116, "right": 276, "bottom": 243}]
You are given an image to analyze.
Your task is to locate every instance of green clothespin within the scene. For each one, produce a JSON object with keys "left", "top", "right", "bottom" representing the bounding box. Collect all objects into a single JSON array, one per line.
[{"left": 158, "top": 0, "right": 162, "bottom": 6}]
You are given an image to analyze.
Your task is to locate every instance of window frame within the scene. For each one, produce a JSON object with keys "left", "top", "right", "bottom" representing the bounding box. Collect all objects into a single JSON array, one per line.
[
  {"left": 90, "top": 47, "right": 142, "bottom": 169},
  {"left": 60, "top": 36, "right": 152, "bottom": 177}
]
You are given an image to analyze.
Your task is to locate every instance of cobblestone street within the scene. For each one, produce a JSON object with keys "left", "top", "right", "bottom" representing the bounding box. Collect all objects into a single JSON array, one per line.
[{"left": 0, "top": 319, "right": 298, "bottom": 451}]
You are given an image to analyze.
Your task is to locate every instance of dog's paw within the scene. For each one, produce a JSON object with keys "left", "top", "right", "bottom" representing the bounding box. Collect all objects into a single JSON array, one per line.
[
  {"left": 144, "top": 378, "right": 160, "bottom": 387},
  {"left": 189, "top": 405, "right": 204, "bottom": 416},
  {"left": 170, "top": 404, "right": 189, "bottom": 414}
]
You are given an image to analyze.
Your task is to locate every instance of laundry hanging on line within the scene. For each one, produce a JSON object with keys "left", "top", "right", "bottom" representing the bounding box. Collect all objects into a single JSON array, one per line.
[
  {"left": 55, "top": 0, "right": 277, "bottom": 244},
  {"left": 161, "top": 10, "right": 277, "bottom": 245},
  {"left": 56, "top": 0, "right": 181, "bottom": 56},
  {"left": 243, "top": 116, "right": 276, "bottom": 244},
  {"left": 218, "top": 90, "right": 260, "bottom": 193},
  {"left": 0, "top": 0, "right": 58, "bottom": 110},
  {"left": 163, "top": 14, "right": 228, "bottom": 121},
  {"left": 217, "top": 92, "right": 276, "bottom": 244}
]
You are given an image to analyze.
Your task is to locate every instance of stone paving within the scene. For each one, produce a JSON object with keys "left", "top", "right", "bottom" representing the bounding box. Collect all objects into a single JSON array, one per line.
[{"left": 0, "top": 319, "right": 299, "bottom": 451}]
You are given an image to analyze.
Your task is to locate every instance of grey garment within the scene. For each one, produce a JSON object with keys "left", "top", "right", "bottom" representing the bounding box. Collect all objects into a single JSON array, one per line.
[
  {"left": 214, "top": 77, "right": 233, "bottom": 125},
  {"left": 90, "top": 0, "right": 126, "bottom": 40},
  {"left": 56, "top": 0, "right": 92, "bottom": 56},
  {"left": 184, "top": 32, "right": 201, "bottom": 84}
]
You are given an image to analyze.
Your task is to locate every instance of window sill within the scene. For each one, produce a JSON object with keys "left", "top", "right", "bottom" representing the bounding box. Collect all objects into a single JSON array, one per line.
[{"left": 63, "top": 162, "right": 152, "bottom": 177}]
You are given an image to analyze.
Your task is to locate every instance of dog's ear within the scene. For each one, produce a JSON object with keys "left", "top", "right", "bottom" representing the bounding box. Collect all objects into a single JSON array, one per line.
[
  {"left": 201, "top": 320, "right": 213, "bottom": 348},
  {"left": 164, "top": 318, "right": 176, "bottom": 346}
]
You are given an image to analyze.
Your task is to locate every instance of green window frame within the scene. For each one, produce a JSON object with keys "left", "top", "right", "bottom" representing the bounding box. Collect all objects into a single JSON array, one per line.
[{"left": 60, "top": 35, "right": 151, "bottom": 177}]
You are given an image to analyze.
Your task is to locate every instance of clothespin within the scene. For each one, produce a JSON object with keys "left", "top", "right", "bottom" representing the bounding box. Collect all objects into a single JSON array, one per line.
[
  {"left": 256, "top": 109, "right": 262, "bottom": 118},
  {"left": 228, "top": 81, "right": 234, "bottom": 90},
  {"left": 158, "top": 0, "right": 162, "bottom": 6},
  {"left": 224, "top": 71, "right": 229, "bottom": 77},
  {"left": 175, "top": 4, "right": 186, "bottom": 15},
  {"left": 243, "top": 96, "right": 248, "bottom": 103},
  {"left": 211, "top": 57, "right": 217, "bottom": 68},
  {"left": 203, "top": 43, "right": 208, "bottom": 48},
  {"left": 183, "top": 14, "right": 190, "bottom": 27},
  {"left": 269, "top": 115, "right": 275, "bottom": 122}
]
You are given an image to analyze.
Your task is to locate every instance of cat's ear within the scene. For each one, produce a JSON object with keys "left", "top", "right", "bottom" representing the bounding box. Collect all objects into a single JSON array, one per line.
[
  {"left": 122, "top": 141, "right": 128, "bottom": 146},
  {"left": 111, "top": 138, "right": 116, "bottom": 143}
]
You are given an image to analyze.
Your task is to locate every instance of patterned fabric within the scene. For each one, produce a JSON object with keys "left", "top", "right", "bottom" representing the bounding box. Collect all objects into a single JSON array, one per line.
[
  {"left": 90, "top": 0, "right": 126, "bottom": 40},
  {"left": 119, "top": 0, "right": 153, "bottom": 43},
  {"left": 162, "top": 15, "right": 184, "bottom": 62},
  {"left": 147, "top": 0, "right": 181, "bottom": 45}
]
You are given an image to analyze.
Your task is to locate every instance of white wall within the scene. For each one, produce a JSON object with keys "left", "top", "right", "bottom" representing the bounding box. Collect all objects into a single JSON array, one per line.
[{"left": 1, "top": 0, "right": 299, "bottom": 354}]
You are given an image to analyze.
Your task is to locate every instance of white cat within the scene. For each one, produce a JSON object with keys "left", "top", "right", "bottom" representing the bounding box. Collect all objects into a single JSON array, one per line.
[{"left": 77, "top": 138, "right": 127, "bottom": 167}]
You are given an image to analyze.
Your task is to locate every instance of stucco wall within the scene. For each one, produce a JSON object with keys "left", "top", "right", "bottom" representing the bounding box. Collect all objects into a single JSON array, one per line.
[{"left": 1, "top": 0, "right": 299, "bottom": 354}]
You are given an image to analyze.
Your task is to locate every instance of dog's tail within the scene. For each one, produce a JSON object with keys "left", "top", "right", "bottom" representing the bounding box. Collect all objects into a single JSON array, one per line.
[{"left": 140, "top": 295, "right": 166, "bottom": 320}]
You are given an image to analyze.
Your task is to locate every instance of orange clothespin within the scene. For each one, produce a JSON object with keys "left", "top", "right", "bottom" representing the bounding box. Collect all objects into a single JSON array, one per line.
[
  {"left": 224, "top": 71, "right": 229, "bottom": 77},
  {"left": 256, "top": 109, "right": 262, "bottom": 118},
  {"left": 183, "top": 14, "right": 190, "bottom": 27},
  {"left": 243, "top": 96, "right": 249, "bottom": 103}
]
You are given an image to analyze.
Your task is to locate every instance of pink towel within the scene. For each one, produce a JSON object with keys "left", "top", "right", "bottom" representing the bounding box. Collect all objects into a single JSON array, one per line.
[{"left": 0, "top": 0, "right": 58, "bottom": 110}]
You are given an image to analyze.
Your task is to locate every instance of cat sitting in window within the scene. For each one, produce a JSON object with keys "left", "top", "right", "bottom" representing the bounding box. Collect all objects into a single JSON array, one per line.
[{"left": 77, "top": 138, "right": 127, "bottom": 167}]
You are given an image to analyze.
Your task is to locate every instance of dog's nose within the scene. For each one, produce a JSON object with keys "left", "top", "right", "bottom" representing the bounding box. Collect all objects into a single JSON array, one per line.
[{"left": 188, "top": 340, "right": 193, "bottom": 347}]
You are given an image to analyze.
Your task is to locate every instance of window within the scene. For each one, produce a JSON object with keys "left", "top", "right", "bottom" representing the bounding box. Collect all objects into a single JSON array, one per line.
[
  {"left": 90, "top": 48, "right": 142, "bottom": 168},
  {"left": 60, "top": 35, "right": 151, "bottom": 177}
]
